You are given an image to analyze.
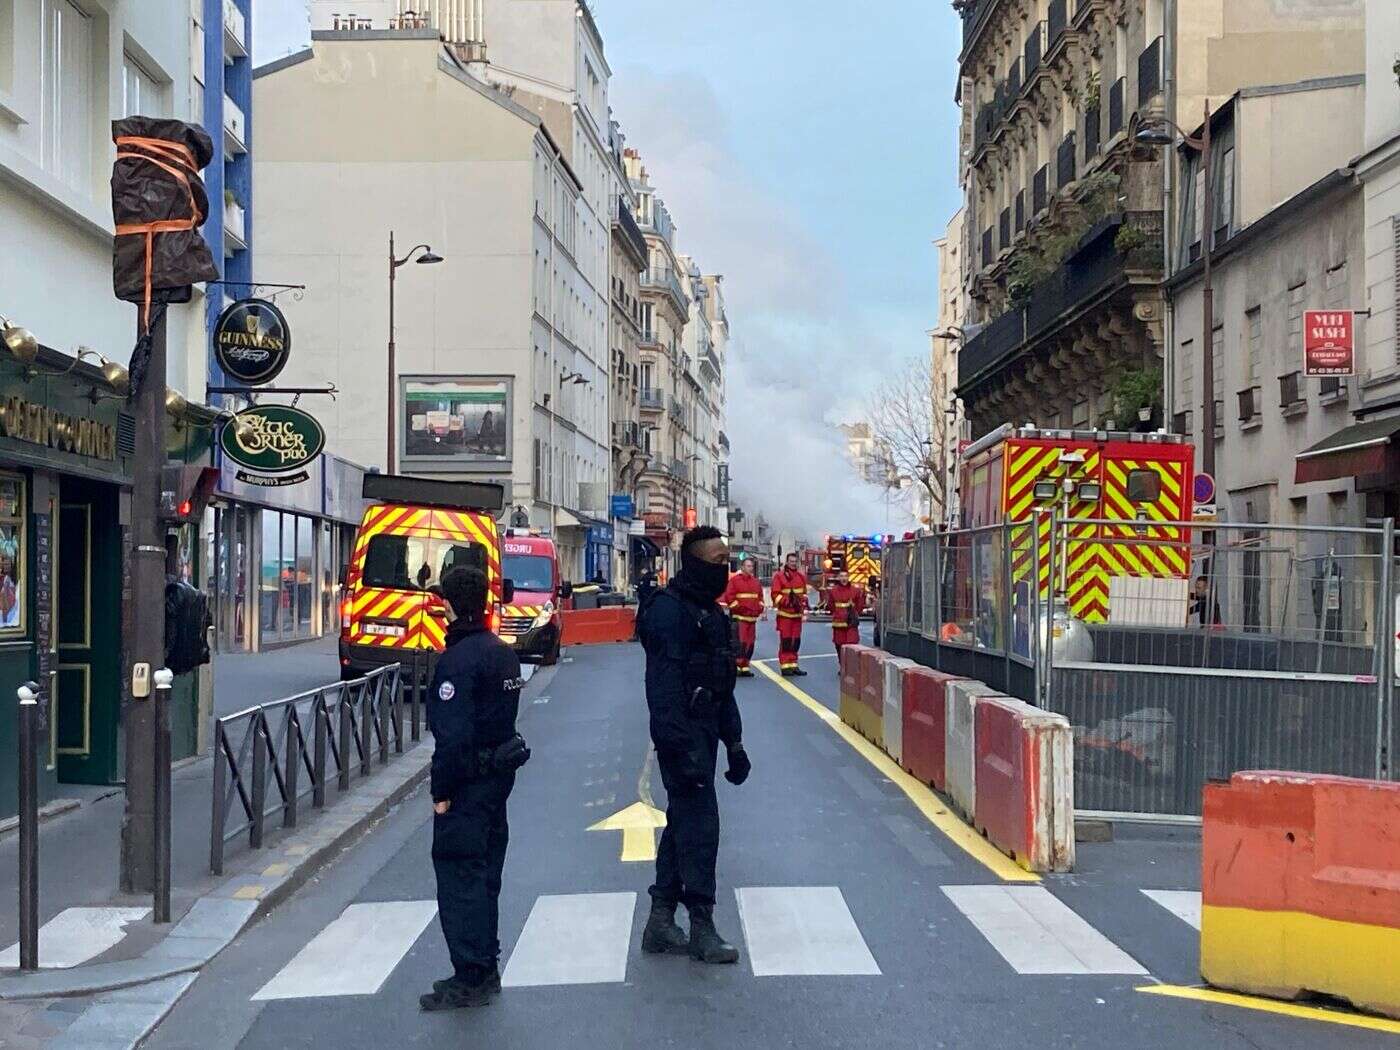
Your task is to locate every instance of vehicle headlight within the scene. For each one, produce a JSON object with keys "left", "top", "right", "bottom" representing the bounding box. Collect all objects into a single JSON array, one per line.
[{"left": 533, "top": 602, "right": 554, "bottom": 630}]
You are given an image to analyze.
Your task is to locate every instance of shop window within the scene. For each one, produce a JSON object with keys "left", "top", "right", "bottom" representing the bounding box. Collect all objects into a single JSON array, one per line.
[{"left": 0, "top": 474, "right": 24, "bottom": 632}]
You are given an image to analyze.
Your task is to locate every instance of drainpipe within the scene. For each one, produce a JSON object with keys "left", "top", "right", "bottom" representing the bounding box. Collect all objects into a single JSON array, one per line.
[{"left": 1161, "top": 0, "right": 1178, "bottom": 426}]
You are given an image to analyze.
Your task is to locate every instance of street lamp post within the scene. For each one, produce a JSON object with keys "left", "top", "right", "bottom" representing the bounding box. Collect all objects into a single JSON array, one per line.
[
  {"left": 387, "top": 232, "right": 443, "bottom": 472},
  {"left": 1137, "top": 101, "right": 1214, "bottom": 479},
  {"left": 931, "top": 325, "right": 982, "bottom": 527}
]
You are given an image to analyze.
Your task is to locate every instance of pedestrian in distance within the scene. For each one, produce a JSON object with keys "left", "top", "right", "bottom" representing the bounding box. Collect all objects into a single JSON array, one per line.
[
  {"left": 420, "top": 566, "right": 532, "bottom": 1012},
  {"left": 1189, "top": 574, "right": 1222, "bottom": 627},
  {"left": 638, "top": 526, "right": 751, "bottom": 965},
  {"left": 771, "top": 552, "right": 809, "bottom": 675},
  {"left": 720, "top": 557, "right": 765, "bottom": 677},
  {"left": 826, "top": 568, "right": 864, "bottom": 674}
]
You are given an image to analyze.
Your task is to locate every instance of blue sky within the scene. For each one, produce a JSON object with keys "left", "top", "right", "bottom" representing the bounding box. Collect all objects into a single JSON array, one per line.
[{"left": 255, "top": 2, "right": 964, "bottom": 534}]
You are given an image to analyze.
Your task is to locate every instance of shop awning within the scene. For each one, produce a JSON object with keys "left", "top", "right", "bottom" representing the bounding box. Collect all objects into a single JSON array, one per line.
[
  {"left": 1295, "top": 415, "right": 1400, "bottom": 484},
  {"left": 631, "top": 536, "right": 661, "bottom": 557},
  {"left": 553, "top": 508, "right": 583, "bottom": 529}
]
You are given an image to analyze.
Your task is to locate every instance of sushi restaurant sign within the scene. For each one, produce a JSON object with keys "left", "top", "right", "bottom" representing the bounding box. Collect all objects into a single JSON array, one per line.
[{"left": 0, "top": 395, "right": 117, "bottom": 461}]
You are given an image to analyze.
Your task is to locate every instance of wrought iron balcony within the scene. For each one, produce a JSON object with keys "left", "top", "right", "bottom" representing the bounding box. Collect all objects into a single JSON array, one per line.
[
  {"left": 1279, "top": 371, "right": 1304, "bottom": 409},
  {"left": 1024, "top": 21, "right": 1045, "bottom": 79},
  {"left": 1056, "top": 132, "right": 1076, "bottom": 189},
  {"left": 640, "top": 387, "right": 664, "bottom": 411},
  {"left": 1047, "top": 0, "right": 1067, "bottom": 49}
]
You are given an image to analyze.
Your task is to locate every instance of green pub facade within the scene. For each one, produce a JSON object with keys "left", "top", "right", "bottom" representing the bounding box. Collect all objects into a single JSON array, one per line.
[{"left": 0, "top": 345, "right": 213, "bottom": 819}]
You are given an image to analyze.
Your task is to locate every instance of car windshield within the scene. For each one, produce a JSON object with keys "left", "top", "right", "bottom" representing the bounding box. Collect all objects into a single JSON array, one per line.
[
  {"left": 502, "top": 554, "right": 553, "bottom": 594},
  {"left": 361, "top": 535, "right": 487, "bottom": 591}
]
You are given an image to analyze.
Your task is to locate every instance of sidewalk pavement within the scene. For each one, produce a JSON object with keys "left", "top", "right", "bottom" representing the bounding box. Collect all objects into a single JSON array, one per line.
[{"left": 0, "top": 635, "right": 438, "bottom": 1049}]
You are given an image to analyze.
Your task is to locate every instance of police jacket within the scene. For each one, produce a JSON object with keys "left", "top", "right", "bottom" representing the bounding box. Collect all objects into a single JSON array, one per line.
[
  {"left": 427, "top": 618, "right": 524, "bottom": 803},
  {"left": 639, "top": 578, "right": 743, "bottom": 775}
]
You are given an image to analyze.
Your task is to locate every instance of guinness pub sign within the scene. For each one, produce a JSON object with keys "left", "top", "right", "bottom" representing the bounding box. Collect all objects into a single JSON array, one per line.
[{"left": 213, "top": 298, "right": 291, "bottom": 385}]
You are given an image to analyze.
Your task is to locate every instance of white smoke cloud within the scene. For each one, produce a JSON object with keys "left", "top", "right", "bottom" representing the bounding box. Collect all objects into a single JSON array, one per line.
[{"left": 612, "top": 68, "right": 918, "bottom": 539}]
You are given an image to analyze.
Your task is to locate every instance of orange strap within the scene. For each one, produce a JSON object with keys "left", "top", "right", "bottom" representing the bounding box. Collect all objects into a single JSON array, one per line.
[{"left": 114, "top": 136, "right": 206, "bottom": 332}]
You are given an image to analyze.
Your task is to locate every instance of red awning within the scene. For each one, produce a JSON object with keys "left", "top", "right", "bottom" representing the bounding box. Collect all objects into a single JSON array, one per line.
[{"left": 1295, "top": 415, "right": 1400, "bottom": 485}]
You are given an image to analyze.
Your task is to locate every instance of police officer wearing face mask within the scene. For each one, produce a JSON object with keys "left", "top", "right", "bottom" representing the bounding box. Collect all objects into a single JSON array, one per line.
[
  {"left": 638, "top": 526, "right": 751, "bottom": 964},
  {"left": 420, "top": 566, "right": 530, "bottom": 1011}
]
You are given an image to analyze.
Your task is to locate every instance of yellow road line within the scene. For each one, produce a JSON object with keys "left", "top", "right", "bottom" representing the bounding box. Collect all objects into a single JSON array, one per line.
[
  {"left": 1137, "top": 985, "right": 1400, "bottom": 1036},
  {"left": 752, "top": 661, "right": 1038, "bottom": 883}
]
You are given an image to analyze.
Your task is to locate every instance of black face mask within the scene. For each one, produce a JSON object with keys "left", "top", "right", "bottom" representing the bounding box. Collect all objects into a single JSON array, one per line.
[{"left": 678, "top": 550, "right": 729, "bottom": 602}]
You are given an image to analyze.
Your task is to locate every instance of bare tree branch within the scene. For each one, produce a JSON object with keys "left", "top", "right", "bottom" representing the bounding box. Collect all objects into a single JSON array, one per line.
[{"left": 860, "top": 356, "right": 945, "bottom": 519}]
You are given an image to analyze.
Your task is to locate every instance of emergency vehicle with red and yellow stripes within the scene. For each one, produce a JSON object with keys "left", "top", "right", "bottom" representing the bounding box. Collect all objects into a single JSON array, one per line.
[
  {"left": 339, "top": 474, "right": 510, "bottom": 679},
  {"left": 959, "top": 424, "right": 1193, "bottom": 623}
]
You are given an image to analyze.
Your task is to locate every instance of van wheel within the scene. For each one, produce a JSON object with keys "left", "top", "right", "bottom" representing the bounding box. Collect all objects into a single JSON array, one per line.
[{"left": 541, "top": 636, "right": 561, "bottom": 666}]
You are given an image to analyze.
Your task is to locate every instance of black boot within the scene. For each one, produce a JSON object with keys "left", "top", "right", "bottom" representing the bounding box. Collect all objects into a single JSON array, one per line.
[
  {"left": 433, "top": 964, "right": 500, "bottom": 996},
  {"left": 420, "top": 966, "right": 493, "bottom": 1010},
  {"left": 641, "top": 900, "right": 690, "bottom": 955},
  {"left": 790, "top": 666, "right": 808, "bottom": 677},
  {"left": 686, "top": 905, "right": 739, "bottom": 964}
]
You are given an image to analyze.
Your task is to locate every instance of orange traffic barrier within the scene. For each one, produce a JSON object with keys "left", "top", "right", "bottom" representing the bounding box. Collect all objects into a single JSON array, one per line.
[
  {"left": 1201, "top": 771, "right": 1400, "bottom": 1018},
  {"left": 973, "top": 697, "right": 1074, "bottom": 873},
  {"left": 839, "top": 645, "right": 870, "bottom": 733},
  {"left": 559, "top": 606, "right": 636, "bottom": 646}
]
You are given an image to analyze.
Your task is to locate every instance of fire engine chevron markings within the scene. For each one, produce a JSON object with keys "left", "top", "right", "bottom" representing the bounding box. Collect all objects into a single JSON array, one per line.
[{"left": 588, "top": 801, "right": 666, "bottom": 862}]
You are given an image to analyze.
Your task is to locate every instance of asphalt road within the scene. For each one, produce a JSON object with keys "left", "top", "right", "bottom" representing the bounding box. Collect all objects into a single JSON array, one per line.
[{"left": 144, "top": 620, "right": 1387, "bottom": 1049}]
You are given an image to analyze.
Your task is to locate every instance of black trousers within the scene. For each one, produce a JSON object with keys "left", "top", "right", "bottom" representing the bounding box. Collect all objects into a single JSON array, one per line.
[
  {"left": 432, "top": 777, "right": 513, "bottom": 976},
  {"left": 651, "top": 746, "right": 720, "bottom": 910}
]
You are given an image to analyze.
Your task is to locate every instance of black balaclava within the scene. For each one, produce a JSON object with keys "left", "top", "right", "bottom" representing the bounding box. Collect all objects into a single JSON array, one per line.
[{"left": 677, "top": 547, "right": 729, "bottom": 603}]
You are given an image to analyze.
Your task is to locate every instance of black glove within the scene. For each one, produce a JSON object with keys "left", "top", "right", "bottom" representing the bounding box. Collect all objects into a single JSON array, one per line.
[
  {"left": 724, "top": 743, "right": 751, "bottom": 785},
  {"left": 489, "top": 734, "right": 531, "bottom": 773}
]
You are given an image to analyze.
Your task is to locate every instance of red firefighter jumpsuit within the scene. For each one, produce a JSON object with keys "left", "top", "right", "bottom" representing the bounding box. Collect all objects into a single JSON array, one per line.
[
  {"left": 771, "top": 567, "right": 808, "bottom": 674},
  {"left": 827, "top": 582, "right": 865, "bottom": 655},
  {"left": 721, "top": 572, "right": 765, "bottom": 675}
]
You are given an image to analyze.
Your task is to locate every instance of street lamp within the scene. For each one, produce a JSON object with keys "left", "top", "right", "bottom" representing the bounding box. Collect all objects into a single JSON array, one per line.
[
  {"left": 387, "top": 231, "right": 443, "bottom": 472},
  {"left": 1137, "top": 102, "right": 1215, "bottom": 479}
]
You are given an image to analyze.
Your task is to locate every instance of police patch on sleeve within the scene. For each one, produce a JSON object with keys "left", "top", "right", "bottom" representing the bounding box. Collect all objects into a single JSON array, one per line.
[{"left": 438, "top": 680, "right": 456, "bottom": 701}]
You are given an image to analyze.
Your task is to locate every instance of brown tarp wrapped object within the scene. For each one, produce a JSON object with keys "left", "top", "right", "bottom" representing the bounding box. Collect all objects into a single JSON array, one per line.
[{"left": 110, "top": 117, "right": 219, "bottom": 332}]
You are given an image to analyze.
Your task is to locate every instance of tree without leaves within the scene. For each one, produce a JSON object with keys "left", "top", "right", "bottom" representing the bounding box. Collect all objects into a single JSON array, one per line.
[{"left": 861, "top": 356, "right": 944, "bottom": 519}]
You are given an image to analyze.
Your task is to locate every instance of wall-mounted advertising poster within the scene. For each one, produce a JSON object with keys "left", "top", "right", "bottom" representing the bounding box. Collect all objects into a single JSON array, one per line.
[{"left": 399, "top": 376, "right": 512, "bottom": 471}]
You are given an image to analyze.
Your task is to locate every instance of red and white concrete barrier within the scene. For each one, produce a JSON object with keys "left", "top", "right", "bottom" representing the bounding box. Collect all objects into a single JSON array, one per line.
[
  {"left": 900, "top": 667, "right": 963, "bottom": 790},
  {"left": 973, "top": 697, "right": 1074, "bottom": 873},
  {"left": 881, "top": 657, "right": 917, "bottom": 767},
  {"left": 944, "top": 679, "right": 1004, "bottom": 823}
]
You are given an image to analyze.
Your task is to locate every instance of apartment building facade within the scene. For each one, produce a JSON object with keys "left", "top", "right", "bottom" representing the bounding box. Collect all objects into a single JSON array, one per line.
[{"left": 953, "top": 0, "right": 1365, "bottom": 442}]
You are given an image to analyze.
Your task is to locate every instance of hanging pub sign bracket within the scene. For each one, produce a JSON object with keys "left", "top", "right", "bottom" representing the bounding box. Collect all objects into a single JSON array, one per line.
[
  {"left": 206, "top": 280, "right": 306, "bottom": 303},
  {"left": 206, "top": 385, "right": 338, "bottom": 400}
]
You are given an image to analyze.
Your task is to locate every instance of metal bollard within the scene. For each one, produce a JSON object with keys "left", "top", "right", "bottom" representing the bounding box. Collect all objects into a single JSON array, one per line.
[
  {"left": 152, "top": 668, "right": 174, "bottom": 924},
  {"left": 17, "top": 681, "right": 41, "bottom": 970}
]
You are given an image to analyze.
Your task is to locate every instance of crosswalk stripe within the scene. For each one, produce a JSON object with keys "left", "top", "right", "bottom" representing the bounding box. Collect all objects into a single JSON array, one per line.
[
  {"left": 0, "top": 907, "right": 150, "bottom": 969},
  {"left": 251, "top": 900, "right": 438, "bottom": 1000},
  {"left": 501, "top": 892, "right": 635, "bottom": 987},
  {"left": 736, "top": 886, "right": 880, "bottom": 977},
  {"left": 943, "top": 886, "right": 1148, "bottom": 975},
  {"left": 1141, "top": 889, "right": 1202, "bottom": 930}
]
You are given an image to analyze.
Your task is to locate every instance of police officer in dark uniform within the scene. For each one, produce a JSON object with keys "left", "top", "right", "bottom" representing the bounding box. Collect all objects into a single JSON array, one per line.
[
  {"left": 420, "top": 566, "right": 530, "bottom": 1011},
  {"left": 638, "top": 526, "right": 751, "bottom": 964}
]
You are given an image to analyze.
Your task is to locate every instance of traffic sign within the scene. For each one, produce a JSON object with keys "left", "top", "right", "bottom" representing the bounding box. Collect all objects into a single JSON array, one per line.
[
  {"left": 1193, "top": 472, "right": 1215, "bottom": 506},
  {"left": 1192, "top": 504, "right": 1218, "bottom": 522}
]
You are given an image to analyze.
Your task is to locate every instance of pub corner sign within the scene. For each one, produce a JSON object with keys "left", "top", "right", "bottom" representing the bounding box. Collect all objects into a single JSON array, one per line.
[{"left": 220, "top": 405, "right": 324, "bottom": 488}]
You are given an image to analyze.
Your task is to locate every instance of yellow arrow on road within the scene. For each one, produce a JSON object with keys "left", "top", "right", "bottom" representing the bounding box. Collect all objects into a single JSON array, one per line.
[{"left": 588, "top": 801, "right": 666, "bottom": 862}]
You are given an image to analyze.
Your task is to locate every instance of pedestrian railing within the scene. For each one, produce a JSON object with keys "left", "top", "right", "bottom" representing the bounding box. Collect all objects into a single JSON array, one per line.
[{"left": 210, "top": 658, "right": 429, "bottom": 875}]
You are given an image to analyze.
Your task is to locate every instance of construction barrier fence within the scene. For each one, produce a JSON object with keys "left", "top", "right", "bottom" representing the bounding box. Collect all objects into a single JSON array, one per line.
[{"left": 879, "top": 518, "right": 1397, "bottom": 818}]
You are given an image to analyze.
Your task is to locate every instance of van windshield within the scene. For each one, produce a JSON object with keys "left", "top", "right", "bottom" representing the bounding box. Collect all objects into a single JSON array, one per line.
[
  {"left": 502, "top": 554, "right": 553, "bottom": 594},
  {"left": 361, "top": 535, "right": 487, "bottom": 591}
]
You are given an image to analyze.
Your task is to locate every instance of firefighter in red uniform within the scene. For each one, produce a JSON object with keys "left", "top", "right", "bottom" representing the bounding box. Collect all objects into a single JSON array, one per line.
[
  {"left": 826, "top": 569, "right": 864, "bottom": 670},
  {"left": 771, "top": 553, "right": 808, "bottom": 676},
  {"left": 720, "top": 558, "right": 765, "bottom": 677}
]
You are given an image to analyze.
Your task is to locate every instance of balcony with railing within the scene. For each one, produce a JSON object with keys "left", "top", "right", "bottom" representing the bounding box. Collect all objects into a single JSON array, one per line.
[
  {"left": 960, "top": 211, "right": 1165, "bottom": 391},
  {"left": 1319, "top": 376, "right": 1347, "bottom": 401},
  {"left": 670, "top": 458, "right": 689, "bottom": 481},
  {"left": 614, "top": 196, "right": 647, "bottom": 263},
  {"left": 223, "top": 94, "right": 247, "bottom": 154},
  {"left": 701, "top": 346, "right": 721, "bottom": 378},
  {"left": 642, "top": 268, "right": 689, "bottom": 313},
  {"left": 1033, "top": 165, "right": 1048, "bottom": 215},
  {"left": 1138, "top": 36, "right": 1163, "bottom": 108},
  {"left": 1279, "top": 371, "right": 1305, "bottom": 412},
  {"left": 1005, "top": 57, "right": 1022, "bottom": 101},
  {"left": 1056, "top": 132, "right": 1076, "bottom": 189},
  {"left": 613, "top": 420, "right": 642, "bottom": 448},
  {"left": 223, "top": 0, "right": 248, "bottom": 59},
  {"left": 998, "top": 208, "right": 1011, "bottom": 251},
  {"left": 1108, "top": 77, "right": 1125, "bottom": 137},
  {"left": 640, "top": 387, "right": 664, "bottom": 411}
]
